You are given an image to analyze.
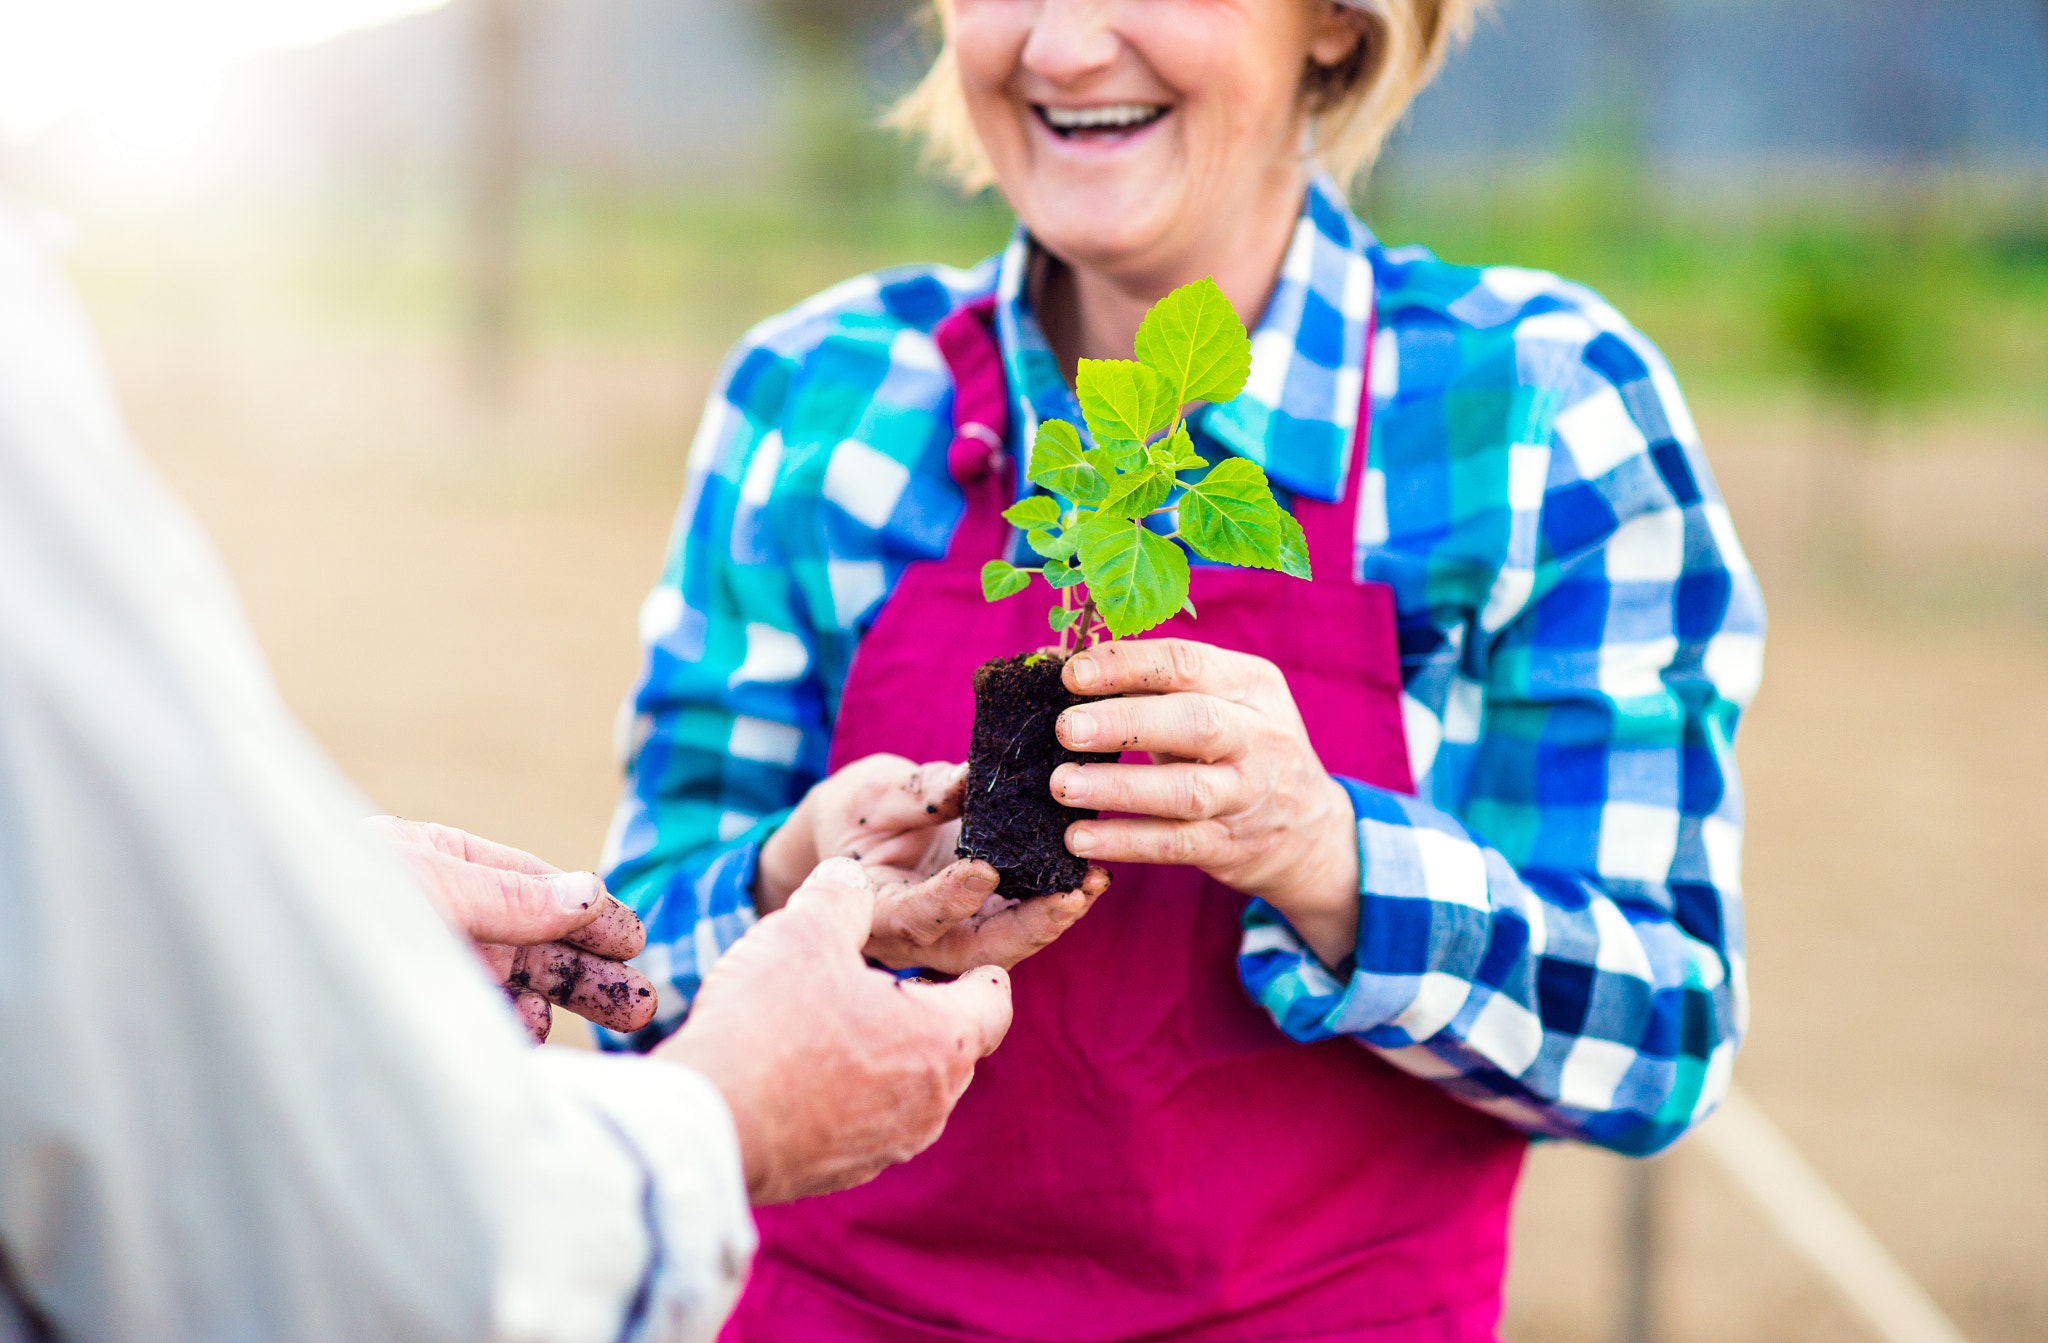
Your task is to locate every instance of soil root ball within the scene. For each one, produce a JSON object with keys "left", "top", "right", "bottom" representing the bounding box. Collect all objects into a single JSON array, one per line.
[{"left": 957, "top": 652, "right": 1116, "bottom": 898}]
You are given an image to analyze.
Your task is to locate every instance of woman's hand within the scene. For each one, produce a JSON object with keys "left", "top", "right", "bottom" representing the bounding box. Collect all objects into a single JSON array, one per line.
[
  {"left": 1047, "top": 639, "right": 1361, "bottom": 967},
  {"left": 368, "top": 816, "right": 660, "bottom": 1043},
  {"left": 756, "top": 754, "right": 1109, "bottom": 975}
]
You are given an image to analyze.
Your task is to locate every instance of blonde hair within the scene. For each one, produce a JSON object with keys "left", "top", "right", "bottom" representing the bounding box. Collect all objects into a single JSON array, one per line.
[{"left": 885, "top": 0, "right": 1490, "bottom": 194}]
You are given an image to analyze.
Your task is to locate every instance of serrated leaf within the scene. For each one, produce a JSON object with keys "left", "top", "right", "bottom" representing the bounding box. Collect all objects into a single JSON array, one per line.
[
  {"left": 1076, "top": 359, "right": 1175, "bottom": 443},
  {"left": 1026, "top": 420, "right": 1108, "bottom": 504},
  {"left": 1275, "top": 510, "right": 1312, "bottom": 580},
  {"left": 1027, "top": 527, "right": 1076, "bottom": 561},
  {"left": 1152, "top": 426, "right": 1206, "bottom": 473},
  {"left": 1097, "top": 467, "right": 1173, "bottom": 520},
  {"left": 1134, "top": 276, "right": 1252, "bottom": 408},
  {"left": 1043, "top": 561, "right": 1086, "bottom": 588},
  {"left": 1002, "top": 496, "right": 1061, "bottom": 529},
  {"left": 980, "top": 559, "right": 1032, "bottom": 602},
  {"left": 1076, "top": 519, "right": 1190, "bottom": 638},
  {"left": 1048, "top": 606, "right": 1081, "bottom": 632},
  {"left": 1177, "top": 457, "right": 1287, "bottom": 569}
]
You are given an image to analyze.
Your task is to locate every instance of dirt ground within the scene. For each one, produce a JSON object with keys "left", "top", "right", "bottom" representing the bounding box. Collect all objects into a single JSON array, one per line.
[{"left": 100, "top": 326, "right": 2048, "bottom": 1343}]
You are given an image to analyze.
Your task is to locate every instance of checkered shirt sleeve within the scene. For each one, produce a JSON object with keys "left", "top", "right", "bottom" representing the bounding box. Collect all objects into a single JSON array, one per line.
[
  {"left": 1239, "top": 257, "right": 1765, "bottom": 1156},
  {"left": 595, "top": 262, "right": 994, "bottom": 1051}
]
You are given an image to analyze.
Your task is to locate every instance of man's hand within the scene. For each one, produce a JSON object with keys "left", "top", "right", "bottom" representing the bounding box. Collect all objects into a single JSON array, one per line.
[
  {"left": 369, "top": 816, "right": 660, "bottom": 1043},
  {"left": 756, "top": 754, "right": 1108, "bottom": 975},
  {"left": 661, "top": 857, "right": 1013, "bottom": 1205}
]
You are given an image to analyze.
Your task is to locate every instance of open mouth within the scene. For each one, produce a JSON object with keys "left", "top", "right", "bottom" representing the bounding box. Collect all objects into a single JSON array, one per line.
[{"left": 1034, "top": 103, "right": 1170, "bottom": 143}]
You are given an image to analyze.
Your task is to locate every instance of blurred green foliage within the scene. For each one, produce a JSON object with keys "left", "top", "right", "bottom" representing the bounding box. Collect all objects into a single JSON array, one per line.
[{"left": 64, "top": 169, "right": 2048, "bottom": 421}]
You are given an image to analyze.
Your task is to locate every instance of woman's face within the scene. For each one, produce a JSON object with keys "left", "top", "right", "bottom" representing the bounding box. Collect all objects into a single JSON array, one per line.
[{"left": 952, "top": 0, "right": 1361, "bottom": 281}]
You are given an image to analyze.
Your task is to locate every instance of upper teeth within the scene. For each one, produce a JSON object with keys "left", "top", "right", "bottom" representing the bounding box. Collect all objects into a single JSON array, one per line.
[{"left": 1042, "top": 104, "right": 1164, "bottom": 130}]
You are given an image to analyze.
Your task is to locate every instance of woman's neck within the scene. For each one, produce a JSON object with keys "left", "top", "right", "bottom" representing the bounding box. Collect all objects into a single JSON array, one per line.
[{"left": 1031, "top": 166, "right": 1309, "bottom": 383}]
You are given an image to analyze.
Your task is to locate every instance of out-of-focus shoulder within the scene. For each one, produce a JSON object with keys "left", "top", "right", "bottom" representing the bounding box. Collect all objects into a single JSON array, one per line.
[{"left": 1369, "top": 242, "right": 1697, "bottom": 449}]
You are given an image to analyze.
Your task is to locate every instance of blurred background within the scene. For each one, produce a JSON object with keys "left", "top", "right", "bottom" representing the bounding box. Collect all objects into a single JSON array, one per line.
[{"left": 2, "top": 1, "right": 2043, "bottom": 1340}]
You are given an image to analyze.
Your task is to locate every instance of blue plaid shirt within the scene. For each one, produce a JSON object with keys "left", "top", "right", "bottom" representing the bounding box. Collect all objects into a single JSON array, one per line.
[{"left": 600, "top": 177, "right": 1764, "bottom": 1157}]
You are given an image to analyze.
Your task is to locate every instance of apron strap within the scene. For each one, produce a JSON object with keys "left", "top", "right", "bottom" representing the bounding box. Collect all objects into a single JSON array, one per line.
[
  {"left": 932, "top": 297, "right": 1015, "bottom": 563},
  {"left": 1291, "top": 311, "right": 1378, "bottom": 584}
]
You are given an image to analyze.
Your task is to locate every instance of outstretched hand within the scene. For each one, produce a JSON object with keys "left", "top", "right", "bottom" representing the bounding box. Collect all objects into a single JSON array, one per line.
[
  {"left": 663, "top": 857, "right": 1014, "bottom": 1204},
  {"left": 369, "top": 816, "right": 660, "bottom": 1043},
  {"left": 755, "top": 754, "right": 1108, "bottom": 975}
]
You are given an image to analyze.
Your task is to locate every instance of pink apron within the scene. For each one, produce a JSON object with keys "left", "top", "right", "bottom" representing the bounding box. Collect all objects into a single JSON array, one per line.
[{"left": 720, "top": 300, "right": 1525, "bottom": 1342}]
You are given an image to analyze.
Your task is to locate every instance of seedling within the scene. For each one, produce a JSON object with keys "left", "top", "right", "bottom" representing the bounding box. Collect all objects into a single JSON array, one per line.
[
  {"left": 957, "top": 278, "right": 1311, "bottom": 897},
  {"left": 978, "top": 276, "right": 1308, "bottom": 651}
]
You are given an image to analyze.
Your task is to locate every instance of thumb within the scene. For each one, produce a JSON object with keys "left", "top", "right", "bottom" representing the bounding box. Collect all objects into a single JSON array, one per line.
[
  {"left": 902, "top": 964, "right": 1013, "bottom": 1059},
  {"left": 404, "top": 843, "right": 612, "bottom": 948},
  {"left": 778, "top": 855, "right": 878, "bottom": 953}
]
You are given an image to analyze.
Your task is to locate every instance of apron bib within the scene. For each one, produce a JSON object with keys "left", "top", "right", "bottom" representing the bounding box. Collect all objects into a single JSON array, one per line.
[{"left": 721, "top": 300, "right": 1525, "bottom": 1342}]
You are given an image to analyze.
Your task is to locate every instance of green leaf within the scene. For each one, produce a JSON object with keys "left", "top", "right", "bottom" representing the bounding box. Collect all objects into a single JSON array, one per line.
[
  {"left": 1176, "top": 457, "right": 1292, "bottom": 569},
  {"left": 1048, "top": 606, "right": 1081, "bottom": 632},
  {"left": 1043, "top": 561, "right": 1086, "bottom": 588},
  {"left": 1076, "top": 359, "right": 1175, "bottom": 443},
  {"left": 1076, "top": 519, "right": 1190, "bottom": 638},
  {"left": 1163, "top": 426, "right": 1207, "bottom": 470},
  {"left": 1027, "top": 527, "right": 1076, "bottom": 561},
  {"left": 1275, "top": 510, "right": 1312, "bottom": 581},
  {"left": 1094, "top": 438, "right": 1145, "bottom": 472},
  {"left": 1134, "top": 276, "right": 1252, "bottom": 408},
  {"left": 1097, "top": 467, "right": 1174, "bottom": 520},
  {"left": 1026, "top": 420, "right": 1108, "bottom": 504},
  {"left": 980, "top": 559, "right": 1032, "bottom": 602},
  {"left": 1180, "top": 593, "right": 1198, "bottom": 618},
  {"left": 1002, "top": 496, "right": 1062, "bottom": 529}
]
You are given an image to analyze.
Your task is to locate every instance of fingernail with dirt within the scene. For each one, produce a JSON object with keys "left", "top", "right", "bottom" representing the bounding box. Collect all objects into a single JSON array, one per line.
[
  {"left": 1061, "top": 708, "right": 1095, "bottom": 746},
  {"left": 1068, "top": 655, "right": 1098, "bottom": 689},
  {"left": 550, "top": 871, "right": 605, "bottom": 914},
  {"left": 965, "top": 866, "right": 998, "bottom": 895},
  {"left": 1051, "top": 765, "right": 1087, "bottom": 803}
]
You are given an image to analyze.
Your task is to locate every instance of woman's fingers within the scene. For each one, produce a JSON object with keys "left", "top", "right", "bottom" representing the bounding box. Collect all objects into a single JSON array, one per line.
[
  {"left": 868, "top": 860, "right": 1001, "bottom": 958},
  {"left": 921, "top": 881, "right": 1104, "bottom": 975},
  {"left": 1049, "top": 760, "right": 1241, "bottom": 819},
  {"left": 1065, "top": 816, "right": 1230, "bottom": 869},
  {"left": 1056, "top": 692, "right": 1253, "bottom": 763},
  {"left": 853, "top": 760, "right": 971, "bottom": 833},
  {"left": 506, "top": 943, "right": 661, "bottom": 1033},
  {"left": 1062, "top": 639, "right": 1271, "bottom": 702}
]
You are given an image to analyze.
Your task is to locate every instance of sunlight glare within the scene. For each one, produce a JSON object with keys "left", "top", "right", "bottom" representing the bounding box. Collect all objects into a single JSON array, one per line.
[{"left": 0, "top": 0, "right": 451, "bottom": 186}]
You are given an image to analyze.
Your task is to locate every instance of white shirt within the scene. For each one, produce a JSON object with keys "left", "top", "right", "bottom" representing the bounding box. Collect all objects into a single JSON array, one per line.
[{"left": 0, "top": 203, "right": 755, "bottom": 1343}]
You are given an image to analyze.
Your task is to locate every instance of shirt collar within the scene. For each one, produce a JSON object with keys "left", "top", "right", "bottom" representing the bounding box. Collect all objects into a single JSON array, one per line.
[{"left": 992, "top": 174, "right": 1378, "bottom": 504}]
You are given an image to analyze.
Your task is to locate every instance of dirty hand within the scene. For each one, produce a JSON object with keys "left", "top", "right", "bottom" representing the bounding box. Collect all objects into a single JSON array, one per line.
[
  {"left": 756, "top": 754, "right": 1109, "bottom": 975},
  {"left": 368, "top": 816, "right": 660, "bottom": 1043},
  {"left": 1048, "top": 639, "right": 1361, "bottom": 966},
  {"left": 662, "top": 857, "right": 1013, "bottom": 1204}
]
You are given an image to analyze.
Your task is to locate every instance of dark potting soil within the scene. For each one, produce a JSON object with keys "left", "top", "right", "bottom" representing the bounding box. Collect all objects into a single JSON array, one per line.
[{"left": 957, "top": 652, "right": 1117, "bottom": 898}]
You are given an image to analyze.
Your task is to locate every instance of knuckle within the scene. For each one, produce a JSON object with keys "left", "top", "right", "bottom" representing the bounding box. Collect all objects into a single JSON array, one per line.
[
  {"left": 1184, "top": 696, "right": 1226, "bottom": 748},
  {"left": 1167, "top": 639, "right": 1206, "bottom": 687}
]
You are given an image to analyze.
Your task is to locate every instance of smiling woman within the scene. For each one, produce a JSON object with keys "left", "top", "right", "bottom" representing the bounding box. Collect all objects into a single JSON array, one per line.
[{"left": 601, "top": 0, "right": 1764, "bottom": 1339}]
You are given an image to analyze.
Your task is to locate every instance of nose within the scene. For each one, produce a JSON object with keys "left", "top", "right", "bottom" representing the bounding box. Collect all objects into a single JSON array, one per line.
[{"left": 1021, "top": 0, "right": 1121, "bottom": 86}]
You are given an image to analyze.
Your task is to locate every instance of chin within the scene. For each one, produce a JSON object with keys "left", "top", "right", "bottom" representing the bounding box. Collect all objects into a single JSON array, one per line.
[{"left": 1019, "top": 181, "right": 1184, "bottom": 275}]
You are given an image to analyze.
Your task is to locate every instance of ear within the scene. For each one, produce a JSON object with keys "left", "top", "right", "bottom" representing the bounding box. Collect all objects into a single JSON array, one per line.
[{"left": 1306, "top": 1, "right": 1371, "bottom": 68}]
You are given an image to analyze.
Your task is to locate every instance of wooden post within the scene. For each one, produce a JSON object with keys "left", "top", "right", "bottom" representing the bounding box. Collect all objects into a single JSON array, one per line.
[
  {"left": 467, "top": 0, "right": 524, "bottom": 402},
  {"left": 1616, "top": 1158, "right": 1661, "bottom": 1343}
]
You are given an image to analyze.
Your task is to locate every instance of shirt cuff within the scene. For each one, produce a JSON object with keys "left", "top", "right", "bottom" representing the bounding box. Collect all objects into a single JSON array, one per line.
[
  {"left": 495, "top": 1050, "right": 756, "bottom": 1343},
  {"left": 1238, "top": 774, "right": 1451, "bottom": 1045}
]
